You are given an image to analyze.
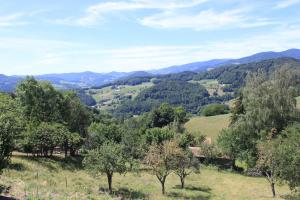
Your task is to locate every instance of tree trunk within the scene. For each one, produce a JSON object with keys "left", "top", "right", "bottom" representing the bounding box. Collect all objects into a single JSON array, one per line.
[
  {"left": 64, "top": 140, "right": 68, "bottom": 158},
  {"left": 271, "top": 182, "right": 276, "bottom": 198},
  {"left": 157, "top": 176, "right": 166, "bottom": 195},
  {"left": 180, "top": 176, "right": 185, "bottom": 189},
  {"left": 107, "top": 173, "right": 113, "bottom": 194},
  {"left": 161, "top": 180, "right": 165, "bottom": 195},
  {"left": 231, "top": 158, "right": 236, "bottom": 170},
  {"left": 70, "top": 148, "right": 76, "bottom": 157}
]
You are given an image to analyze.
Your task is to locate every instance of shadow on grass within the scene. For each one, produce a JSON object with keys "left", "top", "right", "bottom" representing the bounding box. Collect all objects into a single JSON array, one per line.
[
  {"left": 0, "top": 196, "right": 17, "bottom": 200},
  {"left": 99, "top": 187, "right": 149, "bottom": 200},
  {"left": 282, "top": 193, "right": 300, "bottom": 200},
  {"left": 0, "top": 185, "right": 10, "bottom": 194},
  {"left": 173, "top": 185, "right": 212, "bottom": 193},
  {"left": 169, "top": 185, "right": 212, "bottom": 200},
  {"left": 0, "top": 185, "right": 16, "bottom": 199},
  {"left": 167, "top": 191, "right": 211, "bottom": 200},
  {"left": 8, "top": 163, "right": 26, "bottom": 171},
  {"left": 13, "top": 154, "right": 83, "bottom": 172}
]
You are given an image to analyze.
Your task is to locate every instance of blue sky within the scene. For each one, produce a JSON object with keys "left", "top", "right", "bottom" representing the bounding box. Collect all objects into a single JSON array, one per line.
[{"left": 0, "top": 0, "right": 300, "bottom": 75}]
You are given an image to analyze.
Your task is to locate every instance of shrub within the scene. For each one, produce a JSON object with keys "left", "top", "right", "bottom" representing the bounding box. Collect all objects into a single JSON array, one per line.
[{"left": 201, "top": 104, "right": 229, "bottom": 116}]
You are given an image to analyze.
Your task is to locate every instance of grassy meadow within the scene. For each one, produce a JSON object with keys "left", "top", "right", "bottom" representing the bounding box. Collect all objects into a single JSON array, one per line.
[
  {"left": 185, "top": 114, "right": 231, "bottom": 142},
  {"left": 0, "top": 153, "right": 291, "bottom": 200}
]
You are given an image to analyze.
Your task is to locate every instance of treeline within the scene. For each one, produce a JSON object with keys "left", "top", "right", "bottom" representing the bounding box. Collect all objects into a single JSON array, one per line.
[{"left": 114, "top": 80, "right": 232, "bottom": 117}]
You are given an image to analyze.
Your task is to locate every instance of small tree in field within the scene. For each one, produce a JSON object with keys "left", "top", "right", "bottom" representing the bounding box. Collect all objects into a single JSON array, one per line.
[
  {"left": 83, "top": 141, "right": 127, "bottom": 194},
  {"left": 144, "top": 140, "right": 181, "bottom": 195},
  {"left": 256, "top": 129, "right": 280, "bottom": 198},
  {"left": 174, "top": 150, "right": 200, "bottom": 189}
]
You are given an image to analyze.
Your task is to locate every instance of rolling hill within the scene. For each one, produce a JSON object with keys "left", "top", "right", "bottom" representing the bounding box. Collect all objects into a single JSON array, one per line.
[{"left": 151, "top": 48, "right": 300, "bottom": 74}]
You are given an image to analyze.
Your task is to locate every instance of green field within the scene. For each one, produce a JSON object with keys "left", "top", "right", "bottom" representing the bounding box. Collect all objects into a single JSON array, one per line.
[
  {"left": 297, "top": 96, "right": 300, "bottom": 109},
  {"left": 185, "top": 114, "right": 231, "bottom": 142},
  {"left": 0, "top": 154, "right": 291, "bottom": 200}
]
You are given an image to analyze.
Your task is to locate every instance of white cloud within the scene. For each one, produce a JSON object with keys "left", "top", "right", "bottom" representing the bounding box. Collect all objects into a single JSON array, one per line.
[
  {"left": 275, "top": 0, "right": 300, "bottom": 8},
  {"left": 53, "top": 0, "right": 208, "bottom": 26},
  {"left": 140, "top": 8, "right": 278, "bottom": 30},
  {"left": 1, "top": 24, "right": 300, "bottom": 75},
  {"left": 0, "top": 13, "right": 28, "bottom": 27}
]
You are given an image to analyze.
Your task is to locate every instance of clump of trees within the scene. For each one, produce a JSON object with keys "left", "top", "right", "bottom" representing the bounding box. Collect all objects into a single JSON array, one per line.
[
  {"left": 1, "top": 77, "right": 92, "bottom": 159},
  {"left": 218, "top": 67, "right": 300, "bottom": 197}
]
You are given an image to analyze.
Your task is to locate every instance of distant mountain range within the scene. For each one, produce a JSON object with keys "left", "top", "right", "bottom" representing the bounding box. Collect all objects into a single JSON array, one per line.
[
  {"left": 0, "top": 48, "right": 300, "bottom": 92},
  {"left": 150, "top": 48, "right": 300, "bottom": 74}
]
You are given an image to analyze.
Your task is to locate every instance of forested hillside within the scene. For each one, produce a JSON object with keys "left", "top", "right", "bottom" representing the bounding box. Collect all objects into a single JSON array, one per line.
[
  {"left": 114, "top": 80, "right": 232, "bottom": 117},
  {"left": 194, "top": 57, "right": 300, "bottom": 92}
]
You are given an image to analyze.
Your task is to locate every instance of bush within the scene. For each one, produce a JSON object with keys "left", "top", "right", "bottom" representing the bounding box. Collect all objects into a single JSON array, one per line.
[{"left": 201, "top": 104, "right": 229, "bottom": 116}]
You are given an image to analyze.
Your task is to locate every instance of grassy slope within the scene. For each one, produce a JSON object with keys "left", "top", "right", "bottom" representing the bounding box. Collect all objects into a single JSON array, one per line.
[
  {"left": 185, "top": 114, "right": 230, "bottom": 142},
  {"left": 0, "top": 154, "right": 290, "bottom": 200}
]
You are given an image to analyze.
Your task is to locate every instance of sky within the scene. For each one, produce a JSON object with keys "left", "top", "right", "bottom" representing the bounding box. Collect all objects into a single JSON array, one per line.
[{"left": 0, "top": 0, "right": 300, "bottom": 75}]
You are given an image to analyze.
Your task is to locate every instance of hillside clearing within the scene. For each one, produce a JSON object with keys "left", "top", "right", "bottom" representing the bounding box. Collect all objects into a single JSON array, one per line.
[
  {"left": 0, "top": 154, "right": 291, "bottom": 200},
  {"left": 185, "top": 114, "right": 231, "bottom": 142},
  {"left": 88, "top": 82, "right": 154, "bottom": 110}
]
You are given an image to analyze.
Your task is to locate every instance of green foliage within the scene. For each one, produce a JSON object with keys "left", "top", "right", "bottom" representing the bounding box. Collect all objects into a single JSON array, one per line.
[
  {"left": 275, "top": 123, "right": 300, "bottom": 190},
  {"left": 201, "top": 103, "right": 229, "bottom": 116},
  {"left": 177, "top": 132, "right": 205, "bottom": 149},
  {"left": 0, "top": 114, "right": 19, "bottom": 172},
  {"left": 218, "top": 67, "right": 300, "bottom": 167},
  {"left": 121, "top": 125, "right": 145, "bottom": 167},
  {"left": 62, "top": 91, "right": 92, "bottom": 138},
  {"left": 217, "top": 129, "right": 240, "bottom": 160},
  {"left": 15, "top": 77, "right": 91, "bottom": 157},
  {"left": 16, "top": 76, "right": 64, "bottom": 124},
  {"left": 88, "top": 122, "right": 123, "bottom": 148},
  {"left": 0, "top": 93, "right": 22, "bottom": 172},
  {"left": 27, "top": 122, "right": 70, "bottom": 157},
  {"left": 145, "top": 127, "right": 175, "bottom": 145}
]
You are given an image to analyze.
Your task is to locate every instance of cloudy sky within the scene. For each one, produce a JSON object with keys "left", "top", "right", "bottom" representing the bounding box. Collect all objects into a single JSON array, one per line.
[{"left": 0, "top": 0, "right": 300, "bottom": 75}]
